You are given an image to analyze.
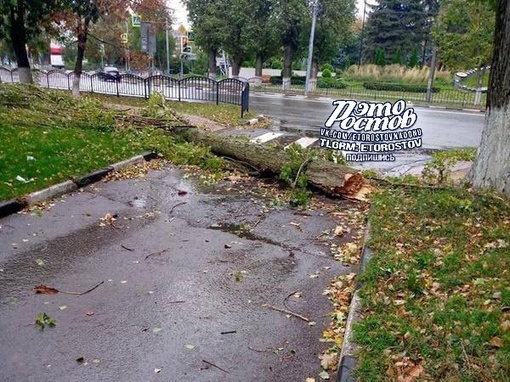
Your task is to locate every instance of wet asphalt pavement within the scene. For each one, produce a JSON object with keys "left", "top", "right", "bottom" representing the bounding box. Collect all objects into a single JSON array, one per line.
[{"left": 0, "top": 164, "right": 362, "bottom": 382}]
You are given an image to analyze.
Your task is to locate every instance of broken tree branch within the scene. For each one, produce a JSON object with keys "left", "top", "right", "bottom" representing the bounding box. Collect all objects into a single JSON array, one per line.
[
  {"left": 202, "top": 359, "right": 229, "bottom": 374},
  {"left": 262, "top": 303, "right": 310, "bottom": 322}
]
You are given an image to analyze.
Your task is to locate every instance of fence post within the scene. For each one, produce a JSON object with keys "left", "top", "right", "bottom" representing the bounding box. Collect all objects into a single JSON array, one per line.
[
  {"left": 47, "top": 73, "right": 50, "bottom": 89},
  {"left": 178, "top": 78, "right": 181, "bottom": 102},
  {"left": 216, "top": 81, "right": 219, "bottom": 105}
]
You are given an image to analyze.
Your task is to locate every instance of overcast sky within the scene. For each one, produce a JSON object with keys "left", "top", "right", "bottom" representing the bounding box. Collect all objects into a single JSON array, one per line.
[{"left": 167, "top": 0, "right": 370, "bottom": 30}]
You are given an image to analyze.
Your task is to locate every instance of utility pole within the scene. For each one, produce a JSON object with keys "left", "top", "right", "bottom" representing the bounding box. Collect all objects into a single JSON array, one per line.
[{"left": 305, "top": 0, "right": 318, "bottom": 96}]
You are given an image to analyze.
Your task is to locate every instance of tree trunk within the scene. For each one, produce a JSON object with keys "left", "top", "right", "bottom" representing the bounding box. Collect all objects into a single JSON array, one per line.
[
  {"left": 208, "top": 48, "right": 217, "bottom": 80},
  {"left": 282, "top": 44, "right": 293, "bottom": 93},
  {"left": 468, "top": 0, "right": 510, "bottom": 196},
  {"left": 8, "top": 2, "right": 33, "bottom": 84},
  {"left": 72, "top": 13, "right": 92, "bottom": 98},
  {"left": 308, "top": 60, "right": 319, "bottom": 94},
  {"left": 178, "top": 127, "right": 356, "bottom": 196},
  {"left": 255, "top": 54, "right": 263, "bottom": 77},
  {"left": 231, "top": 59, "right": 241, "bottom": 77}
]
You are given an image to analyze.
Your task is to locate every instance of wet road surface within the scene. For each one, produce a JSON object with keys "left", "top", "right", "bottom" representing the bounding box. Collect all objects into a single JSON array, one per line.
[
  {"left": 0, "top": 164, "right": 362, "bottom": 382},
  {"left": 250, "top": 94, "right": 485, "bottom": 149}
]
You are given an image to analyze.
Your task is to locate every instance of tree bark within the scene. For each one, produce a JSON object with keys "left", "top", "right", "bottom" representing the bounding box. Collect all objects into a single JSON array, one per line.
[
  {"left": 468, "top": 0, "right": 510, "bottom": 196},
  {"left": 282, "top": 44, "right": 293, "bottom": 93},
  {"left": 72, "top": 11, "right": 92, "bottom": 98},
  {"left": 255, "top": 54, "right": 263, "bottom": 77},
  {"left": 208, "top": 48, "right": 217, "bottom": 80},
  {"left": 308, "top": 60, "right": 319, "bottom": 94},
  {"left": 178, "top": 127, "right": 356, "bottom": 196},
  {"left": 8, "top": 1, "right": 33, "bottom": 84},
  {"left": 231, "top": 59, "right": 241, "bottom": 77}
]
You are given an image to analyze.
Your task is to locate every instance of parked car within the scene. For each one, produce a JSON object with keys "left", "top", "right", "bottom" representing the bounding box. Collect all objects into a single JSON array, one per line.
[{"left": 98, "top": 66, "right": 121, "bottom": 82}]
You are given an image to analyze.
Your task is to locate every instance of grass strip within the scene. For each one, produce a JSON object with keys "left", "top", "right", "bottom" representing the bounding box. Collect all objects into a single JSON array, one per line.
[
  {"left": 0, "top": 85, "right": 248, "bottom": 202},
  {"left": 353, "top": 186, "right": 510, "bottom": 381}
]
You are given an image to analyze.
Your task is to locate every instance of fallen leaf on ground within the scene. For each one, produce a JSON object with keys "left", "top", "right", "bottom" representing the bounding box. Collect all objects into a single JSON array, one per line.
[
  {"left": 185, "top": 344, "right": 195, "bottom": 350},
  {"left": 35, "top": 258, "right": 45, "bottom": 266},
  {"left": 408, "top": 363, "right": 424, "bottom": 377},
  {"left": 319, "top": 370, "right": 330, "bottom": 380},
  {"left": 34, "top": 285, "right": 59, "bottom": 294},
  {"left": 490, "top": 337, "right": 503, "bottom": 347}
]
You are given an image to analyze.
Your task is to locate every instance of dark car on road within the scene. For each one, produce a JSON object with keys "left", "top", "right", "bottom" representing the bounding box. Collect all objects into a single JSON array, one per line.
[{"left": 98, "top": 66, "right": 121, "bottom": 82}]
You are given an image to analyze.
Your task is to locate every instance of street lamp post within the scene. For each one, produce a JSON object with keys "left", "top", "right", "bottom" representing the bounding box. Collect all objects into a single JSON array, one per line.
[
  {"left": 165, "top": 18, "right": 170, "bottom": 74},
  {"left": 305, "top": 0, "right": 318, "bottom": 97}
]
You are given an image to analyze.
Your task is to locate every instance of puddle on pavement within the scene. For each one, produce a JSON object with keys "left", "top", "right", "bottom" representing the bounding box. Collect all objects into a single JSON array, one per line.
[
  {"left": 209, "top": 222, "right": 281, "bottom": 247},
  {"left": 130, "top": 197, "right": 147, "bottom": 208}
]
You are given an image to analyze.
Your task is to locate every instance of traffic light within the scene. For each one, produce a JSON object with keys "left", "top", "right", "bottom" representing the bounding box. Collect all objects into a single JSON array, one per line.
[{"left": 181, "top": 36, "right": 191, "bottom": 53}]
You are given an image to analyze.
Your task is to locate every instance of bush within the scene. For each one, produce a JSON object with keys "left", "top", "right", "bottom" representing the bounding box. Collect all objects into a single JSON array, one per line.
[
  {"left": 321, "top": 68, "right": 332, "bottom": 78},
  {"left": 363, "top": 82, "right": 440, "bottom": 93},
  {"left": 270, "top": 75, "right": 306, "bottom": 85},
  {"left": 321, "top": 63, "right": 334, "bottom": 72},
  {"left": 317, "top": 77, "right": 347, "bottom": 89}
]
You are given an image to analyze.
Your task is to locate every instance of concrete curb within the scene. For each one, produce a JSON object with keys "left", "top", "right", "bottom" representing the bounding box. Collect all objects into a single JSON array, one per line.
[
  {"left": 0, "top": 152, "right": 157, "bottom": 220},
  {"left": 336, "top": 223, "right": 373, "bottom": 382}
]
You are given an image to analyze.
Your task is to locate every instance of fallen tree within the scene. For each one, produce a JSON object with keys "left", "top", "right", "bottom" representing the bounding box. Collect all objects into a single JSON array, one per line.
[{"left": 176, "top": 126, "right": 374, "bottom": 200}]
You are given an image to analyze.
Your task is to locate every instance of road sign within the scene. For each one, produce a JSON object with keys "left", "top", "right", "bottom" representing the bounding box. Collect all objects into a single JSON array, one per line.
[
  {"left": 178, "top": 24, "right": 187, "bottom": 36},
  {"left": 187, "top": 31, "right": 195, "bottom": 42},
  {"left": 131, "top": 14, "right": 141, "bottom": 28}
]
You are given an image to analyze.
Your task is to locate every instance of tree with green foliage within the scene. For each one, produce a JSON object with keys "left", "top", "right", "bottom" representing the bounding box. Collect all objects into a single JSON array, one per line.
[
  {"left": 0, "top": 0, "right": 58, "bottom": 83},
  {"left": 218, "top": 0, "right": 256, "bottom": 77},
  {"left": 375, "top": 47, "right": 386, "bottom": 66},
  {"left": 184, "top": 0, "right": 227, "bottom": 79},
  {"left": 274, "top": 0, "right": 309, "bottom": 91},
  {"left": 432, "top": 0, "right": 494, "bottom": 73},
  {"left": 392, "top": 47, "right": 402, "bottom": 64},
  {"left": 307, "top": 0, "right": 356, "bottom": 87},
  {"left": 364, "top": 0, "right": 433, "bottom": 65},
  {"left": 408, "top": 47, "right": 419, "bottom": 67},
  {"left": 250, "top": 0, "right": 279, "bottom": 78}
]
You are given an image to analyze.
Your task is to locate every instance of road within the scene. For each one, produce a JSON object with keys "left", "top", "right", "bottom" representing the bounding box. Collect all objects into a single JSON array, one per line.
[
  {"left": 250, "top": 93, "right": 485, "bottom": 149},
  {"left": 0, "top": 165, "right": 364, "bottom": 382}
]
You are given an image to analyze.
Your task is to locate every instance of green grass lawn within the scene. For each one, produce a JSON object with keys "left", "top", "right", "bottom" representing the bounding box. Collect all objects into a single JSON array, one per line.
[
  {"left": 0, "top": 122, "right": 146, "bottom": 201},
  {"left": 463, "top": 72, "right": 490, "bottom": 88},
  {"left": 354, "top": 186, "right": 510, "bottom": 381},
  {"left": 0, "top": 85, "right": 252, "bottom": 202}
]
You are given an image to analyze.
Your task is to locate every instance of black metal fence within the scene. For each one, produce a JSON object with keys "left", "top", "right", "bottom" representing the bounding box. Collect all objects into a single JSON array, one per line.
[
  {"left": 0, "top": 67, "right": 250, "bottom": 117},
  {"left": 243, "top": 77, "right": 486, "bottom": 110}
]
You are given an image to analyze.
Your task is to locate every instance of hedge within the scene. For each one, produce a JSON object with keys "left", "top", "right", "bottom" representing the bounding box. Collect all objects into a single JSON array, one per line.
[
  {"left": 270, "top": 76, "right": 306, "bottom": 85},
  {"left": 317, "top": 78, "right": 347, "bottom": 89},
  {"left": 363, "top": 82, "right": 440, "bottom": 93}
]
